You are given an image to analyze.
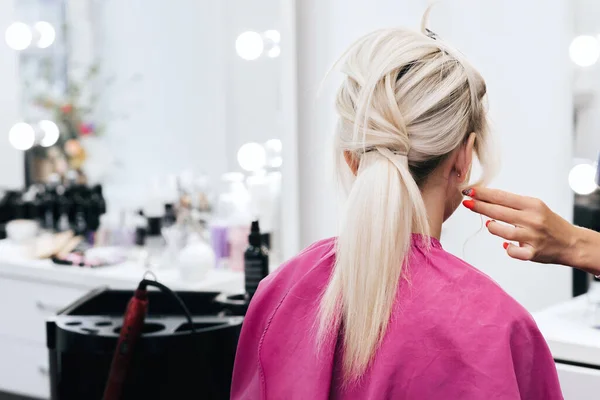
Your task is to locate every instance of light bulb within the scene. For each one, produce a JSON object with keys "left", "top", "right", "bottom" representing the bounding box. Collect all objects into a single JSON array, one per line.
[
  {"left": 264, "top": 139, "right": 282, "bottom": 168},
  {"left": 39, "top": 120, "right": 60, "bottom": 147},
  {"left": 5, "top": 22, "right": 32, "bottom": 50},
  {"left": 236, "top": 31, "right": 264, "bottom": 61},
  {"left": 268, "top": 45, "right": 281, "bottom": 58},
  {"left": 35, "top": 21, "right": 55, "bottom": 49},
  {"left": 263, "top": 30, "right": 281, "bottom": 44},
  {"left": 8, "top": 122, "right": 35, "bottom": 150},
  {"left": 237, "top": 142, "right": 267, "bottom": 172},
  {"left": 264, "top": 139, "right": 282, "bottom": 153},
  {"left": 569, "top": 35, "right": 600, "bottom": 67},
  {"left": 568, "top": 163, "right": 598, "bottom": 195}
]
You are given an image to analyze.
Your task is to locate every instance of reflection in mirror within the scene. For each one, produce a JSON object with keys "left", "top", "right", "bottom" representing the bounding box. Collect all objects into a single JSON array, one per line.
[
  {"left": 571, "top": 0, "right": 600, "bottom": 296},
  {"left": 1, "top": 0, "right": 291, "bottom": 281}
]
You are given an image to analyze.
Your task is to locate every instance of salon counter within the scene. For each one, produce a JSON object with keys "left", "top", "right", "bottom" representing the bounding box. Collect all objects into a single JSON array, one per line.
[
  {"left": 534, "top": 296, "right": 600, "bottom": 399},
  {"left": 0, "top": 240, "right": 245, "bottom": 293},
  {"left": 0, "top": 239, "right": 244, "bottom": 399}
]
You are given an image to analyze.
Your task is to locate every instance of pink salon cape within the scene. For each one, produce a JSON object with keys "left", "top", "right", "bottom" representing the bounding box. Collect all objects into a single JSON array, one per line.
[{"left": 231, "top": 236, "right": 563, "bottom": 399}]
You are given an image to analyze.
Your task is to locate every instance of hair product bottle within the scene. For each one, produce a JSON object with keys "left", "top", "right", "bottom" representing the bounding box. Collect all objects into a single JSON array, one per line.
[{"left": 244, "top": 220, "right": 269, "bottom": 300}]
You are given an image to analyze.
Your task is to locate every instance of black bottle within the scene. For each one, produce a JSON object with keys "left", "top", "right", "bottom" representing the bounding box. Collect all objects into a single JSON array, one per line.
[
  {"left": 91, "top": 184, "right": 107, "bottom": 215},
  {"left": 72, "top": 186, "right": 89, "bottom": 236},
  {"left": 42, "top": 186, "right": 57, "bottom": 230},
  {"left": 244, "top": 220, "right": 269, "bottom": 301}
]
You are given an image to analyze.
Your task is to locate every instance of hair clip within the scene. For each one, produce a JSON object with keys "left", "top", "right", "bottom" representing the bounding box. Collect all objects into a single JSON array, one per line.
[{"left": 425, "top": 28, "right": 439, "bottom": 41}]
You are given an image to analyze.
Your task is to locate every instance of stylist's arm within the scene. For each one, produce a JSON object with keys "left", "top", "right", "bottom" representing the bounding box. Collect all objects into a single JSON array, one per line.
[{"left": 462, "top": 187, "right": 600, "bottom": 276}]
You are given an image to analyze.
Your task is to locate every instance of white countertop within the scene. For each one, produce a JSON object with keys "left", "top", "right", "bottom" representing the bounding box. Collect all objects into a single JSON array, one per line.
[
  {"left": 534, "top": 295, "right": 600, "bottom": 367},
  {"left": 0, "top": 240, "right": 245, "bottom": 293}
]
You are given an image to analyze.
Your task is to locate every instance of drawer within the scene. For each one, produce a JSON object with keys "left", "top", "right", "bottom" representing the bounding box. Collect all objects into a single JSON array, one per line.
[
  {"left": 0, "top": 277, "right": 88, "bottom": 344},
  {"left": 556, "top": 362, "right": 600, "bottom": 400},
  {"left": 0, "top": 337, "right": 49, "bottom": 399}
]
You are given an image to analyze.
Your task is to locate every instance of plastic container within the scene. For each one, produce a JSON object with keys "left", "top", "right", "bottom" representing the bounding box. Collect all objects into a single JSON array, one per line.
[
  {"left": 178, "top": 232, "right": 215, "bottom": 281},
  {"left": 46, "top": 288, "right": 245, "bottom": 400}
]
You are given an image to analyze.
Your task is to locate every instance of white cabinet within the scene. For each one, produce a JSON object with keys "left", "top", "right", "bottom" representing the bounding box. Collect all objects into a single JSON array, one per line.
[
  {"left": 0, "top": 336, "right": 51, "bottom": 399},
  {"left": 0, "top": 276, "right": 88, "bottom": 399},
  {"left": 0, "top": 278, "right": 88, "bottom": 345},
  {"left": 556, "top": 363, "right": 600, "bottom": 400}
]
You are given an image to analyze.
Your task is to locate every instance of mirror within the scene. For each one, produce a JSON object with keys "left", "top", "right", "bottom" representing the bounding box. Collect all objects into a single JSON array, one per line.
[{"left": 1, "top": 0, "right": 298, "bottom": 265}]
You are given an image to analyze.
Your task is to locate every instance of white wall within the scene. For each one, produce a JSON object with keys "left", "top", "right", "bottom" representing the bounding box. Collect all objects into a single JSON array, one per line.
[
  {"left": 223, "top": 0, "right": 283, "bottom": 172},
  {"left": 0, "top": 1, "right": 24, "bottom": 189},
  {"left": 91, "top": 0, "right": 285, "bottom": 210},
  {"left": 93, "top": 0, "right": 229, "bottom": 209},
  {"left": 296, "top": 0, "right": 573, "bottom": 311}
]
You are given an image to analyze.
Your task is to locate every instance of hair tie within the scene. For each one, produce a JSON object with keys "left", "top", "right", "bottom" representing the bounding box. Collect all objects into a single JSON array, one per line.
[
  {"left": 425, "top": 28, "right": 439, "bottom": 41},
  {"left": 361, "top": 147, "right": 409, "bottom": 157}
]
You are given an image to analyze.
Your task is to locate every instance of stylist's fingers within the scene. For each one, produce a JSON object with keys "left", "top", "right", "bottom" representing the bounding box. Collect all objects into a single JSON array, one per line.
[
  {"left": 486, "top": 220, "right": 529, "bottom": 242},
  {"left": 463, "top": 199, "right": 522, "bottom": 225},
  {"left": 462, "top": 187, "right": 533, "bottom": 211},
  {"left": 504, "top": 242, "right": 535, "bottom": 261}
]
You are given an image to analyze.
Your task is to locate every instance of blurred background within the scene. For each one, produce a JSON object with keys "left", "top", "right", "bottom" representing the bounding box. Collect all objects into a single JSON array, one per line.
[{"left": 0, "top": 0, "right": 599, "bottom": 399}]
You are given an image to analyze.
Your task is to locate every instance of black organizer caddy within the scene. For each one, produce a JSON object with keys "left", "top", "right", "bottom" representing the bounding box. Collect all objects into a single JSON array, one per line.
[{"left": 46, "top": 288, "right": 248, "bottom": 400}]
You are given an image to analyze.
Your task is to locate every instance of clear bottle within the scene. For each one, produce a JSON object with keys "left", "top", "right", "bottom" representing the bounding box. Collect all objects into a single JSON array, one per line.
[{"left": 178, "top": 232, "right": 215, "bottom": 281}]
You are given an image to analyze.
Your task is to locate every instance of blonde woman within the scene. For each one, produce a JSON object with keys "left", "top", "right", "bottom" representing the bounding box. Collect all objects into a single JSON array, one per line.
[{"left": 231, "top": 14, "right": 563, "bottom": 400}]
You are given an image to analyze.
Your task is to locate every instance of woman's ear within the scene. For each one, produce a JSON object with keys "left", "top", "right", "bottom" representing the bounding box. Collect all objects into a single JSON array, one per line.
[
  {"left": 344, "top": 151, "right": 360, "bottom": 176},
  {"left": 455, "top": 133, "right": 476, "bottom": 183}
]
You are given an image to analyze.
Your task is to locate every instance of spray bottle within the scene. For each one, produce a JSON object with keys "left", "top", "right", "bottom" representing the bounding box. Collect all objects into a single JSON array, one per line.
[{"left": 244, "top": 220, "right": 269, "bottom": 300}]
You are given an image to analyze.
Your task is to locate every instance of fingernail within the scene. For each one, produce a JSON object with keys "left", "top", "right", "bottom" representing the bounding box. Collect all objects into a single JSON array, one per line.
[
  {"left": 503, "top": 242, "right": 509, "bottom": 250},
  {"left": 462, "top": 199, "right": 475, "bottom": 210},
  {"left": 486, "top": 220, "right": 494, "bottom": 228},
  {"left": 462, "top": 188, "right": 474, "bottom": 197}
]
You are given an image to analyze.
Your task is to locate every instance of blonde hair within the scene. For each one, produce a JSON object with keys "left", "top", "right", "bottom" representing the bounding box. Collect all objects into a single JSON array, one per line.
[{"left": 317, "top": 12, "right": 496, "bottom": 382}]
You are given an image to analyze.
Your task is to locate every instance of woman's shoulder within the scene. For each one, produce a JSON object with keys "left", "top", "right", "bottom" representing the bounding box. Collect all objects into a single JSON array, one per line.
[
  {"left": 410, "top": 245, "right": 537, "bottom": 328},
  {"left": 257, "top": 237, "right": 337, "bottom": 295}
]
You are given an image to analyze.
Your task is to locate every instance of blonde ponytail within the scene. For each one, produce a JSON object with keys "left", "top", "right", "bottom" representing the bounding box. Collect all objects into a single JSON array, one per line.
[{"left": 318, "top": 11, "right": 496, "bottom": 382}]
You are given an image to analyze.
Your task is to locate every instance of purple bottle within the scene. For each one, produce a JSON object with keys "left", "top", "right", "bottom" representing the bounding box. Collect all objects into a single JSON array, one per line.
[{"left": 210, "top": 224, "right": 229, "bottom": 268}]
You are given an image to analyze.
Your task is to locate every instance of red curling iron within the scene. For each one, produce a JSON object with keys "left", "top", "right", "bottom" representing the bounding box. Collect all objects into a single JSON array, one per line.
[
  {"left": 102, "top": 281, "right": 149, "bottom": 400},
  {"left": 102, "top": 276, "right": 195, "bottom": 400}
]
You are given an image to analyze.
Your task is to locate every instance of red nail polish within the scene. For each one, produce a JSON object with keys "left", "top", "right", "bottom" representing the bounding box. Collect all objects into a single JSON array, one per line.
[
  {"left": 503, "top": 242, "right": 509, "bottom": 250},
  {"left": 486, "top": 220, "right": 493, "bottom": 228},
  {"left": 462, "top": 188, "right": 474, "bottom": 197},
  {"left": 462, "top": 199, "right": 475, "bottom": 210}
]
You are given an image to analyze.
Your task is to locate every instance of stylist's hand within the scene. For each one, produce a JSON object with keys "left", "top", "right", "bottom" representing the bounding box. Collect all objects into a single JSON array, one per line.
[{"left": 461, "top": 187, "right": 579, "bottom": 266}]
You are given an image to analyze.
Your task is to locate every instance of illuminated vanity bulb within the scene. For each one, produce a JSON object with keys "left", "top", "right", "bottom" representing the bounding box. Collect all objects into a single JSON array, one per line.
[
  {"left": 265, "top": 139, "right": 282, "bottom": 153},
  {"left": 569, "top": 163, "right": 598, "bottom": 195},
  {"left": 264, "top": 139, "right": 282, "bottom": 168},
  {"left": 263, "top": 30, "right": 281, "bottom": 44},
  {"left": 8, "top": 122, "right": 35, "bottom": 150},
  {"left": 570, "top": 35, "right": 600, "bottom": 67},
  {"left": 236, "top": 31, "right": 264, "bottom": 61},
  {"left": 237, "top": 143, "right": 267, "bottom": 172},
  {"left": 35, "top": 21, "right": 55, "bottom": 49},
  {"left": 268, "top": 45, "right": 281, "bottom": 58},
  {"left": 5, "top": 22, "right": 32, "bottom": 50},
  {"left": 39, "top": 120, "right": 60, "bottom": 147}
]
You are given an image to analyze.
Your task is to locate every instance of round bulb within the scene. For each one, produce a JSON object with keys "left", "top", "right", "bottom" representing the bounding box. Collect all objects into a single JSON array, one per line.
[
  {"left": 568, "top": 163, "right": 598, "bottom": 195},
  {"left": 263, "top": 30, "right": 281, "bottom": 44},
  {"left": 237, "top": 142, "right": 267, "bottom": 172},
  {"left": 35, "top": 21, "right": 55, "bottom": 49},
  {"left": 569, "top": 35, "right": 600, "bottom": 67},
  {"left": 236, "top": 31, "right": 264, "bottom": 61},
  {"left": 39, "top": 120, "right": 60, "bottom": 147},
  {"left": 264, "top": 139, "right": 282, "bottom": 153},
  {"left": 5, "top": 22, "right": 32, "bottom": 51},
  {"left": 268, "top": 45, "right": 281, "bottom": 58},
  {"left": 8, "top": 122, "right": 35, "bottom": 150}
]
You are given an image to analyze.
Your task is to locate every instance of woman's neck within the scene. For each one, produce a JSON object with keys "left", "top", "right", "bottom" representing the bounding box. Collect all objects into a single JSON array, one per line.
[{"left": 418, "top": 183, "right": 447, "bottom": 240}]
